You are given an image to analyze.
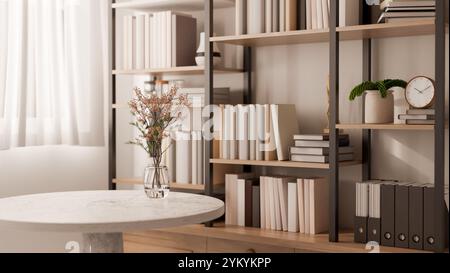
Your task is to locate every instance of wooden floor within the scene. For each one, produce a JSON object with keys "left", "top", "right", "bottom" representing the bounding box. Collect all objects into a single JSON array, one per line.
[{"left": 124, "top": 222, "right": 429, "bottom": 253}]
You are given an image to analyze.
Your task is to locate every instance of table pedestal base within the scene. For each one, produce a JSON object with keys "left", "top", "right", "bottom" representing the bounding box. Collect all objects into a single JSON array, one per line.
[{"left": 82, "top": 233, "right": 124, "bottom": 253}]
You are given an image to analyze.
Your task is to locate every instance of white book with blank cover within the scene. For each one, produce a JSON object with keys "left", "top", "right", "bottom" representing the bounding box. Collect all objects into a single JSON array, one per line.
[
  {"left": 144, "top": 14, "right": 151, "bottom": 69},
  {"left": 248, "top": 105, "right": 257, "bottom": 160},
  {"left": 229, "top": 106, "right": 237, "bottom": 160},
  {"left": 260, "top": 177, "right": 266, "bottom": 229},
  {"left": 322, "top": 0, "right": 329, "bottom": 29},
  {"left": 122, "top": 16, "right": 128, "bottom": 69},
  {"left": 265, "top": 0, "right": 273, "bottom": 33},
  {"left": 237, "top": 105, "right": 249, "bottom": 160},
  {"left": 175, "top": 131, "right": 191, "bottom": 184},
  {"left": 306, "top": 0, "right": 312, "bottom": 30},
  {"left": 237, "top": 179, "right": 246, "bottom": 227},
  {"left": 279, "top": 0, "right": 286, "bottom": 32},
  {"left": 272, "top": 0, "right": 279, "bottom": 32},
  {"left": 278, "top": 178, "right": 289, "bottom": 232},
  {"left": 235, "top": 0, "right": 247, "bottom": 35},
  {"left": 135, "top": 14, "right": 145, "bottom": 70},
  {"left": 304, "top": 179, "right": 310, "bottom": 234},
  {"left": 316, "top": 0, "right": 324, "bottom": 29},
  {"left": 267, "top": 177, "right": 276, "bottom": 230},
  {"left": 272, "top": 178, "right": 281, "bottom": 230},
  {"left": 255, "top": 105, "right": 265, "bottom": 161},
  {"left": 247, "top": 0, "right": 265, "bottom": 34},
  {"left": 271, "top": 104, "right": 300, "bottom": 161},
  {"left": 297, "top": 179, "right": 305, "bottom": 233},
  {"left": 288, "top": 181, "right": 299, "bottom": 233}
]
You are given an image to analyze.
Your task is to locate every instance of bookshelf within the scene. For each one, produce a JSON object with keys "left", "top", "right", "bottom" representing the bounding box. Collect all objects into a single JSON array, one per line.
[
  {"left": 109, "top": 0, "right": 448, "bottom": 253},
  {"left": 113, "top": 178, "right": 205, "bottom": 191},
  {"left": 202, "top": 0, "right": 448, "bottom": 253},
  {"left": 112, "top": 66, "right": 243, "bottom": 75}
]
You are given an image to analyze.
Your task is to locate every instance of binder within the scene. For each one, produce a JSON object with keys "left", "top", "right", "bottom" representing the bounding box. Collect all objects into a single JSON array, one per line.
[
  {"left": 395, "top": 183, "right": 411, "bottom": 248},
  {"left": 380, "top": 183, "right": 396, "bottom": 247},
  {"left": 354, "top": 182, "right": 369, "bottom": 243},
  {"left": 423, "top": 185, "right": 449, "bottom": 251},
  {"left": 409, "top": 184, "right": 424, "bottom": 250},
  {"left": 368, "top": 182, "right": 381, "bottom": 244}
]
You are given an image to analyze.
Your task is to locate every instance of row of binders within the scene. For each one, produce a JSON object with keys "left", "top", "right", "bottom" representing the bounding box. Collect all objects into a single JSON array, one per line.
[
  {"left": 122, "top": 11, "right": 197, "bottom": 70},
  {"left": 235, "top": 0, "right": 360, "bottom": 35},
  {"left": 217, "top": 104, "right": 299, "bottom": 162},
  {"left": 161, "top": 88, "right": 230, "bottom": 185},
  {"left": 355, "top": 180, "right": 449, "bottom": 251},
  {"left": 225, "top": 174, "right": 328, "bottom": 234}
]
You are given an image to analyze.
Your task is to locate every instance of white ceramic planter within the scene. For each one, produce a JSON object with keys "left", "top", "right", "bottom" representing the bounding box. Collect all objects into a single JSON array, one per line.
[
  {"left": 195, "top": 32, "right": 221, "bottom": 66},
  {"left": 364, "top": 90, "right": 394, "bottom": 124}
]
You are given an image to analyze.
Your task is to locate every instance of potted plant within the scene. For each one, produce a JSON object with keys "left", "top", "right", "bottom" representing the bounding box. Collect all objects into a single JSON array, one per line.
[
  {"left": 349, "top": 79, "right": 407, "bottom": 124},
  {"left": 128, "top": 87, "right": 190, "bottom": 199}
]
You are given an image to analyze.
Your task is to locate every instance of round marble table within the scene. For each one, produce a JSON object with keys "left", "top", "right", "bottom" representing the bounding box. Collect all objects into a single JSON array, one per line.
[{"left": 0, "top": 191, "right": 224, "bottom": 253}]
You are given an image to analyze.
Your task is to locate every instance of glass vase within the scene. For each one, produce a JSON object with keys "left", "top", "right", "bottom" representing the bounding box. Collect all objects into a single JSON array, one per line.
[{"left": 143, "top": 165, "right": 170, "bottom": 199}]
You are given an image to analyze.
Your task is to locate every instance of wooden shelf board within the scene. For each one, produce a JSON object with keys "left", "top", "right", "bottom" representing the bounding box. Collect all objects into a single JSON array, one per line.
[
  {"left": 210, "top": 29, "right": 330, "bottom": 47},
  {"left": 113, "top": 178, "right": 205, "bottom": 191},
  {"left": 210, "top": 158, "right": 361, "bottom": 169},
  {"left": 112, "top": 0, "right": 234, "bottom": 12},
  {"left": 128, "top": 223, "right": 428, "bottom": 253},
  {"left": 336, "top": 123, "right": 435, "bottom": 131},
  {"left": 112, "top": 66, "right": 242, "bottom": 75},
  {"left": 211, "top": 20, "right": 440, "bottom": 46}
]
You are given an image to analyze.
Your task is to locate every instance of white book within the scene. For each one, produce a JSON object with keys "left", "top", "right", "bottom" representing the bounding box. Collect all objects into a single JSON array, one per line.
[
  {"left": 128, "top": 16, "right": 136, "bottom": 69},
  {"left": 311, "top": 0, "right": 318, "bottom": 29},
  {"left": 237, "top": 179, "right": 246, "bottom": 227},
  {"left": 248, "top": 0, "right": 265, "bottom": 34},
  {"left": 288, "top": 181, "right": 299, "bottom": 233},
  {"left": 268, "top": 177, "right": 276, "bottom": 230},
  {"left": 279, "top": 0, "right": 286, "bottom": 32},
  {"left": 304, "top": 178, "right": 310, "bottom": 234},
  {"left": 229, "top": 106, "right": 237, "bottom": 160},
  {"left": 237, "top": 105, "right": 249, "bottom": 160},
  {"left": 225, "top": 174, "right": 237, "bottom": 225},
  {"left": 278, "top": 178, "right": 289, "bottom": 232},
  {"left": 166, "top": 138, "right": 176, "bottom": 183},
  {"left": 297, "top": 179, "right": 305, "bottom": 233},
  {"left": 135, "top": 14, "right": 145, "bottom": 70},
  {"left": 235, "top": 0, "right": 247, "bottom": 35},
  {"left": 265, "top": 0, "right": 273, "bottom": 33},
  {"left": 222, "top": 105, "right": 229, "bottom": 159},
  {"left": 150, "top": 14, "right": 156, "bottom": 68},
  {"left": 248, "top": 105, "right": 257, "bottom": 161},
  {"left": 157, "top": 12, "right": 164, "bottom": 68},
  {"left": 191, "top": 131, "right": 199, "bottom": 185},
  {"left": 272, "top": 0, "right": 279, "bottom": 32},
  {"left": 166, "top": 11, "right": 172, "bottom": 68},
  {"left": 272, "top": 178, "right": 282, "bottom": 230},
  {"left": 260, "top": 176, "right": 266, "bottom": 229},
  {"left": 255, "top": 105, "right": 265, "bottom": 161},
  {"left": 198, "top": 134, "right": 203, "bottom": 184},
  {"left": 144, "top": 14, "right": 151, "bottom": 69},
  {"left": 316, "top": 0, "right": 324, "bottom": 29},
  {"left": 322, "top": 0, "right": 329, "bottom": 28},
  {"left": 271, "top": 104, "right": 300, "bottom": 161},
  {"left": 306, "top": 0, "right": 312, "bottom": 30},
  {"left": 265, "top": 177, "right": 272, "bottom": 229},
  {"left": 309, "top": 178, "right": 329, "bottom": 235},
  {"left": 175, "top": 131, "right": 191, "bottom": 184},
  {"left": 123, "top": 16, "right": 129, "bottom": 69}
]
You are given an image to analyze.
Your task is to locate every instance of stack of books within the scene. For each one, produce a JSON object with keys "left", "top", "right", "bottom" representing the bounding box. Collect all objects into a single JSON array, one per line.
[
  {"left": 122, "top": 11, "right": 197, "bottom": 70},
  {"left": 290, "top": 134, "right": 354, "bottom": 163},
  {"left": 398, "top": 109, "right": 435, "bottom": 125},
  {"left": 377, "top": 0, "right": 436, "bottom": 23}
]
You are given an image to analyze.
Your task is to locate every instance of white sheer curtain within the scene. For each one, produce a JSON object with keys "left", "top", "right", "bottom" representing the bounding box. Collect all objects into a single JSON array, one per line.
[{"left": 0, "top": 0, "right": 109, "bottom": 149}]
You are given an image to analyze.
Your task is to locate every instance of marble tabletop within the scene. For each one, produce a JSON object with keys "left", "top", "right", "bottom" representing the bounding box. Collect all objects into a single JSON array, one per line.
[{"left": 0, "top": 191, "right": 224, "bottom": 233}]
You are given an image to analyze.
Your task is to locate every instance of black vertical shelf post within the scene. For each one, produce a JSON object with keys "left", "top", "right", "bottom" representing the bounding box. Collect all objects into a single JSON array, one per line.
[
  {"left": 434, "top": 0, "right": 447, "bottom": 253},
  {"left": 329, "top": 0, "right": 340, "bottom": 243},
  {"left": 109, "top": 0, "right": 117, "bottom": 191},
  {"left": 204, "top": 0, "right": 214, "bottom": 198},
  {"left": 362, "top": 38, "right": 372, "bottom": 182}
]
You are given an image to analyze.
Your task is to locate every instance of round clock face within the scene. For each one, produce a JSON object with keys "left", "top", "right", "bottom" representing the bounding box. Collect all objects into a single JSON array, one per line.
[{"left": 405, "top": 76, "right": 435, "bottom": 109}]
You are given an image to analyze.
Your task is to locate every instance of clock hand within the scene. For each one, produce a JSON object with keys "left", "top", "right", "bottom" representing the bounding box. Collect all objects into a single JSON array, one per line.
[
  {"left": 414, "top": 88, "right": 423, "bottom": 94},
  {"left": 421, "top": 85, "right": 431, "bottom": 92}
]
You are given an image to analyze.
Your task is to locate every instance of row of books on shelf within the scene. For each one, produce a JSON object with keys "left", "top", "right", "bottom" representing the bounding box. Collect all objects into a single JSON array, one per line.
[
  {"left": 161, "top": 88, "right": 231, "bottom": 185},
  {"left": 225, "top": 174, "right": 328, "bottom": 234},
  {"left": 355, "top": 180, "right": 449, "bottom": 251},
  {"left": 378, "top": 0, "right": 435, "bottom": 23},
  {"left": 398, "top": 108, "right": 435, "bottom": 125},
  {"left": 290, "top": 134, "right": 354, "bottom": 163},
  {"left": 122, "top": 11, "right": 197, "bottom": 70},
  {"left": 235, "top": 0, "right": 360, "bottom": 35},
  {"left": 217, "top": 104, "right": 299, "bottom": 162}
]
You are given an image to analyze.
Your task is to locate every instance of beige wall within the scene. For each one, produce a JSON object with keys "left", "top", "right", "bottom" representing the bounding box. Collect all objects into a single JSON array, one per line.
[{"left": 0, "top": 3, "right": 447, "bottom": 252}]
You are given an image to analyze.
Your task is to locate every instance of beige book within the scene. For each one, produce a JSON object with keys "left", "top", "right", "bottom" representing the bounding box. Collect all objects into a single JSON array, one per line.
[
  {"left": 286, "top": 0, "right": 298, "bottom": 31},
  {"left": 260, "top": 176, "right": 266, "bottom": 229},
  {"left": 304, "top": 179, "right": 310, "bottom": 234},
  {"left": 309, "top": 178, "right": 329, "bottom": 234},
  {"left": 225, "top": 173, "right": 254, "bottom": 226},
  {"left": 273, "top": 178, "right": 282, "bottom": 231},
  {"left": 271, "top": 104, "right": 299, "bottom": 161},
  {"left": 278, "top": 177, "right": 290, "bottom": 232},
  {"left": 264, "top": 105, "right": 277, "bottom": 161}
]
